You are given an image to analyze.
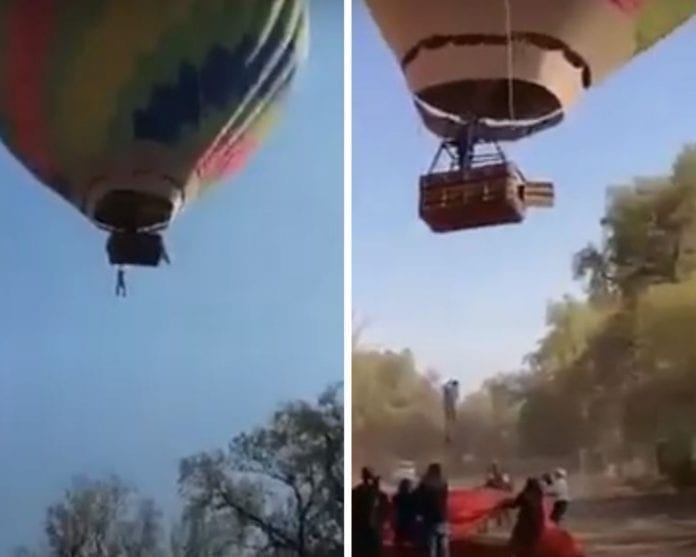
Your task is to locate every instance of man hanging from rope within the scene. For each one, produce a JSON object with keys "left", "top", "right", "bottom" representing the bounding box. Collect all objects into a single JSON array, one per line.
[
  {"left": 443, "top": 379, "right": 460, "bottom": 444},
  {"left": 115, "top": 266, "right": 127, "bottom": 297}
]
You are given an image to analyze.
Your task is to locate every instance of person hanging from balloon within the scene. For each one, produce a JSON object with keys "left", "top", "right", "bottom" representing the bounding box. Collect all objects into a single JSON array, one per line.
[{"left": 115, "top": 267, "right": 127, "bottom": 298}]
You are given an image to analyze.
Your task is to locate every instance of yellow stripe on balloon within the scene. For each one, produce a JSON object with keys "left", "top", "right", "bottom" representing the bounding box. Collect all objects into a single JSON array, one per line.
[
  {"left": 250, "top": 102, "right": 281, "bottom": 142},
  {"left": 57, "top": 0, "right": 197, "bottom": 165}
]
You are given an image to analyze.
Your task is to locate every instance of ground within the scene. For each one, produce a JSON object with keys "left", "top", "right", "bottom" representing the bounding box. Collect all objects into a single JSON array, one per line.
[
  {"left": 565, "top": 492, "right": 696, "bottom": 556},
  {"left": 476, "top": 491, "right": 696, "bottom": 556}
]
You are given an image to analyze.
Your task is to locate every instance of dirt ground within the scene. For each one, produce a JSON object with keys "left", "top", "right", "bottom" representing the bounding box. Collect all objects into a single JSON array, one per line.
[
  {"left": 563, "top": 492, "right": 696, "bottom": 556},
  {"left": 478, "top": 491, "right": 696, "bottom": 556}
]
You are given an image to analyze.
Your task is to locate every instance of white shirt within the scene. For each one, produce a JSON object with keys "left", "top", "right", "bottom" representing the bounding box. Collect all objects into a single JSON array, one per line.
[{"left": 550, "top": 477, "right": 570, "bottom": 502}]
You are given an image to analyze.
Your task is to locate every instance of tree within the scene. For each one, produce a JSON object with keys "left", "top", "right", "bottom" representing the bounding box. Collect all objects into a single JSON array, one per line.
[
  {"left": 574, "top": 145, "right": 696, "bottom": 303},
  {"left": 623, "top": 278, "right": 696, "bottom": 444},
  {"left": 178, "top": 384, "right": 343, "bottom": 557},
  {"left": 14, "top": 475, "right": 166, "bottom": 557},
  {"left": 517, "top": 385, "right": 586, "bottom": 458},
  {"left": 526, "top": 146, "right": 696, "bottom": 464},
  {"left": 352, "top": 348, "right": 443, "bottom": 466},
  {"left": 12, "top": 549, "right": 40, "bottom": 557}
]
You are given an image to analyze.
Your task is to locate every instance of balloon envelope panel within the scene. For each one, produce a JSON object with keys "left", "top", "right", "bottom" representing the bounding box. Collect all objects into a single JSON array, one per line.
[
  {"left": 0, "top": 0, "right": 307, "bottom": 231},
  {"left": 365, "top": 0, "right": 694, "bottom": 140}
]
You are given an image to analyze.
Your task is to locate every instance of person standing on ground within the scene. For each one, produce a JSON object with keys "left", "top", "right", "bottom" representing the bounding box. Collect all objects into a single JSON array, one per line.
[
  {"left": 416, "top": 462, "right": 450, "bottom": 557},
  {"left": 352, "top": 467, "right": 381, "bottom": 556},
  {"left": 502, "top": 477, "right": 546, "bottom": 557},
  {"left": 484, "top": 461, "right": 504, "bottom": 488},
  {"left": 484, "top": 461, "right": 513, "bottom": 529},
  {"left": 393, "top": 478, "right": 417, "bottom": 548},
  {"left": 548, "top": 468, "right": 570, "bottom": 524},
  {"left": 373, "top": 475, "right": 390, "bottom": 549}
]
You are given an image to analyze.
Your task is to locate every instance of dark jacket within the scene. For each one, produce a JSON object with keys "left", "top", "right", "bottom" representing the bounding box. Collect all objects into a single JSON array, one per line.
[
  {"left": 415, "top": 480, "right": 448, "bottom": 526},
  {"left": 509, "top": 491, "right": 544, "bottom": 548},
  {"left": 393, "top": 490, "right": 417, "bottom": 532}
]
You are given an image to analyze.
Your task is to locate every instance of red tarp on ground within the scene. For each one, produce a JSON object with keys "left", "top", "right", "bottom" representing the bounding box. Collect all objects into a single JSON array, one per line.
[{"left": 376, "top": 488, "right": 584, "bottom": 557}]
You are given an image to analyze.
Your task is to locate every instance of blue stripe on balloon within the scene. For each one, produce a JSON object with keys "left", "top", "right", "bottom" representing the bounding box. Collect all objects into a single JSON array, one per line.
[{"left": 132, "top": 18, "right": 295, "bottom": 145}]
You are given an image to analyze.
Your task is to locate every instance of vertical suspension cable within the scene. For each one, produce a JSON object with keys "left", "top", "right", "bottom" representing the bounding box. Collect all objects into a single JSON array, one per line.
[{"left": 504, "top": 0, "right": 516, "bottom": 122}]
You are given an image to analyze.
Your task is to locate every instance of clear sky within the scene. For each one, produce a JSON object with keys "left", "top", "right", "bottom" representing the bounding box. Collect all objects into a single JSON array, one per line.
[
  {"left": 353, "top": 1, "right": 696, "bottom": 392},
  {"left": 0, "top": 1, "right": 342, "bottom": 552}
]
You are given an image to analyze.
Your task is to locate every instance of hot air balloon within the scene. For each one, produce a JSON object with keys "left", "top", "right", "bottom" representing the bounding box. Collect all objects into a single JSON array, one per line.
[
  {"left": 0, "top": 0, "right": 308, "bottom": 289},
  {"left": 365, "top": 0, "right": 695, "bottom": 232}
]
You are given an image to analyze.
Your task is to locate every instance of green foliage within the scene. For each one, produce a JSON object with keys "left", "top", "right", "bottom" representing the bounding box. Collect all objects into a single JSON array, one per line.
[
  {"left": 522, "top": 146, "right": 696, "bottom": 460},
  {"left": 12, "top": 476, "right": 167, "bottom": 557},
  {"left": 517, "top": 386, "right": 585, "bottom": 457},
  {"left": 352, "top": 348, "right": 443, "bottom": 465}
]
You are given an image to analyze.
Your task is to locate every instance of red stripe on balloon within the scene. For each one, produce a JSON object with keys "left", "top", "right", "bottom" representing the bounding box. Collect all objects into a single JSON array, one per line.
[
  {"left": 195, "top": 135, "right": 258, "bottom": 185},
  {"left": 5, "top": 0, "right": 56, "bottom": 179},
  {"left": 608, "top": 0, "right": 644, "bottom": 13}
]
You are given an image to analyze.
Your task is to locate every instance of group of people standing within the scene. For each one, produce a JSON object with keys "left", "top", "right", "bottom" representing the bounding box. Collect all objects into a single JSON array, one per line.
[
  {"left": 352, "top": 462, "right": 572, "bottom": 557},
  {"left": 352, "top": 463, "right": 450, "bottom": 556}
]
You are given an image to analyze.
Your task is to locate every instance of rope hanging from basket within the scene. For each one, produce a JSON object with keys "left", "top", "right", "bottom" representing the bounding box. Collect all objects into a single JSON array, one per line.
[
  {"left": 504, "top": 0, "right": 516, "bottom": 122},
  {"left": 417, "top": 0, "right": 519, "bottom": 152}
]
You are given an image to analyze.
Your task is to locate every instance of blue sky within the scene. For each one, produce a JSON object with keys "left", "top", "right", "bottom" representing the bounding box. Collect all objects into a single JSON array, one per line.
[
  {"left": 0, "top": 2, "right": 342, "bottom": 552},
  {"left": 353, "top": 2, "right": 696, "bottom": 391}
]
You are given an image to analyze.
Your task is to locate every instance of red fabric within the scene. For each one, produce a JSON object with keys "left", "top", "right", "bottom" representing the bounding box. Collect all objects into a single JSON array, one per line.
[
  {"left": 608, "top": 0, "right": 644, "bottom": 13},
  {"left": 5, "top": 0, "right": 57, "bottom": 180},
  {"left": 535, "top": 526, "right": 584, "bottom": 557},
  {"left": 448, "top": 488, "right": 510, "bottom": 537},
  {"left": 376, "top": 488, "right": 584, "bottom": 557}
]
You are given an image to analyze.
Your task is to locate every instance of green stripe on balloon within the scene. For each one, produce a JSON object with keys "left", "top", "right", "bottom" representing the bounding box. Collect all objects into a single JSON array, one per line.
[
  {"left": 130, "top": 0, "right": 300, "bottom": 165},
  {"left": 71, "top": 5, "right": 201, "bottom": 166},
  {"left": 104, "top": 0, "right": 284, "bottom": 157},
  {"left": 634, "top": 0, "right": 696, "bottom": 53},
  {"left": 132, "top": 0, "right": 254, "bottom": 154},
  {"left": 105, "top": 1, "right": 233, "bottom": 153},
  {"left": 53, "top": 4, "right": 203, "bottom": 174}
]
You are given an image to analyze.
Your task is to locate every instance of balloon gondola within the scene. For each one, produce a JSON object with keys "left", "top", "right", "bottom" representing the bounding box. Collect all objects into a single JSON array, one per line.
[
  {"left": 419, "top": 120, "right": 554, "bottom": 233},
  {"left": 365, "top": 0, "right": 696, "bottom": 233}
]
